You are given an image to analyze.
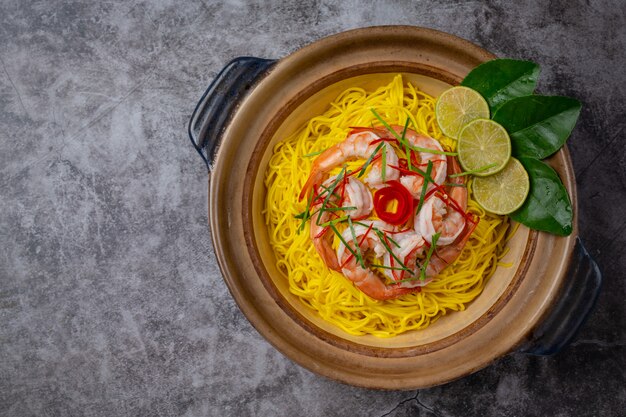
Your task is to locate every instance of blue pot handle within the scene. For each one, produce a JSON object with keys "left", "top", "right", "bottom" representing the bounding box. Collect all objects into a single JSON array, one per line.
[
  {"left": 518, "top": 237, "right": 602, "bottom": 355},
  {"left": 188, "top": 56, "right": 276, "bottom": 171}
]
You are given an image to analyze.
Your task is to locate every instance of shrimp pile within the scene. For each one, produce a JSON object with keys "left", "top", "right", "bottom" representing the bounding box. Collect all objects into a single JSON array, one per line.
[
  {"left": 264, "top": 74, "right": 513, "bottom": 336},
  {"left": 299, "top": 125, "right": 476, "bottom": 301}
]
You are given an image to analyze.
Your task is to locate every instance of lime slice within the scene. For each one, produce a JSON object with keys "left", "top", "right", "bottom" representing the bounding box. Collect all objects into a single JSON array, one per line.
[
  {"left": 472, "top": 157, "right": 530, "bottom": 215},
  {"left": 457, "top": 119, "right": 511, "bottom": 176},
  {"left": 435, "top": 86, "right": 490, "bottom": 139}
]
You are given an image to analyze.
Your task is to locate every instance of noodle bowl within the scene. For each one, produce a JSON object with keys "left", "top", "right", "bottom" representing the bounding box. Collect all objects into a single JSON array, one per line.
[
  {"left": 196, "top": 27, "right": 586, "bottom": 388},
  {"left": 263, "top": 75, "right": 516, "bottom": 337}
]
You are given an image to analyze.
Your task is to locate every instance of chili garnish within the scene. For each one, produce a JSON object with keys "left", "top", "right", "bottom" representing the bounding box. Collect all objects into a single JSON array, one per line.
[{"left": 373, "top": 180, "right": 414, "bottom": 226}]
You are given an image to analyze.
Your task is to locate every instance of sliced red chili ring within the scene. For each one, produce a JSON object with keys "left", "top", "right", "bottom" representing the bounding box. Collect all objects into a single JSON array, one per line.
[{"left": 373, "top": 180, "right": 414, "bottom": 226}]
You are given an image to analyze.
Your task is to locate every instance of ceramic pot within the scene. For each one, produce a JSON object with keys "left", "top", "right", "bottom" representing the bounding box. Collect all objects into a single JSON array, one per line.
[{"left": 188, "top": 26, "right": 601, "bottom": 389}]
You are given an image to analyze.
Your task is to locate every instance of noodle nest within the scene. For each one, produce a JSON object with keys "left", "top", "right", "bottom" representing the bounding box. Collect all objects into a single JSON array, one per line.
[{"left": 263, "top": 75, "right": 514, "bottom": 337}]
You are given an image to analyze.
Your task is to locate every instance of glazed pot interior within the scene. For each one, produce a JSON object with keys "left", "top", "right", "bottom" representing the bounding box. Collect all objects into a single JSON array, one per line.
[{"left": 248, "top": 70, "right": 533, "bottom": 351}]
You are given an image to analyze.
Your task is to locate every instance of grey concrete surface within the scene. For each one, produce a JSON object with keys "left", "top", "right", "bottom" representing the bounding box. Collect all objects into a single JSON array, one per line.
[{"left": 1, "top": 1, "right": 624, "bottom": 416}]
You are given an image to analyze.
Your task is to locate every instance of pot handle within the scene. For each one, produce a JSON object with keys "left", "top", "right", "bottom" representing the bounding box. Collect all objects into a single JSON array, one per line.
[
  {"left": 518, "top": 237, "right": 602, "bottom": 355},
  {"left": 188, "top": 56, "right": 277, "bottom": 171}
]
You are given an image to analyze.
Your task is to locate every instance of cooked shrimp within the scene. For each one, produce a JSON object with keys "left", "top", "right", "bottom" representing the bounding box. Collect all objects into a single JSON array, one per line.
[
  {"left": 381, "top": 229, "right": 431, "bottom": 288},
  {"left": 407, "top": 157, "right": 474, "bottom": 280},
  {"left": 299, "top": 129, "right": 399, "bottom": 200},
  {"left": 336, "top": 220, "right": 390, "bottom": 260},
  {"left": 423, "top": 220, "right": 475, "bottom": 279},
  {"left": 415, "top": 156, "right": 468, "bottom": 246},
  {"left": 396, "top": 128, "right": 448, "bottom": 198},
  {"left": 336, "top": 221, "right": 420, "bottom": 300},
  {"left": 342, "top": 176, "right": 373, "bottom": 219},
  {"left": 310, "top": 176, "right": 373, "bottom": 271}
]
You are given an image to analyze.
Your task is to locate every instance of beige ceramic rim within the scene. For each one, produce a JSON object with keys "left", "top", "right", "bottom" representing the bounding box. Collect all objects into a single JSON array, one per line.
[{"left": 207, "top": 26, "right": 577, "bottom": 389}]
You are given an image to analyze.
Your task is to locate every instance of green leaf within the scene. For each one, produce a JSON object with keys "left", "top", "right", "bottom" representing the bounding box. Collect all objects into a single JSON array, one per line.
[
  {"left": 461, "top": 59, "right": 540, "bottom": 112},
  {"left": 493, "top": 95, "right": 582, "bottom": 159},
  {"left": 509, "top": 157, "right": 573, "bottom": 236}
]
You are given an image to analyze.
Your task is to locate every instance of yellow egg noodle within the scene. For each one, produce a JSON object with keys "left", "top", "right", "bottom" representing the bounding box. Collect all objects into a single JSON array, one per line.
[{"left": 263, "top": 75, "right": 514, "bottom": 337}]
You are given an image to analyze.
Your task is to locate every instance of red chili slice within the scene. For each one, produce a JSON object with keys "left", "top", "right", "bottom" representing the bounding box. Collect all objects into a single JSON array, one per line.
[{"left": 373, "top": 180, "right": 414, "bottom": 225}]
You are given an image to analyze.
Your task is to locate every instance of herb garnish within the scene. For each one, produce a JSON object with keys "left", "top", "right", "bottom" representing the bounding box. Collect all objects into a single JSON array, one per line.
[
  {"left": 318, "top": 167, "right": 347, "bottom": 223},
  {"left": 373, "top": 228, "right": 410, "bottom": 272},
  {"left": 347, "top": 217, "right": 365, "bottom": 269},
  {"left": 420, "top": 233, "right": 440, "bottom": 281},
  {"left": 381, "top": 144, "right": 387, "bottom": 182},
  {"left": 302, "top": 149, "right": 327, "bottom": 158},
  {"left": 400, "top": 118, "right": 412, "bottom": 172},
  {"left": 370, "top": 264, "right": 410, "bottom": 271},
  {"left": 370, "top": 109, "right": 457, "bottom": 156},
  {"left": 330, "top": 223, "right": 362, "bottom": 266},
  {"left": 448, "top": 163, "right": 497, "bottom": 178},
  {"left": 357, "top": 142, "right": 384, "bottom": 178},
  {"left": 415, "top": 160, "right": 433, "bottom": 216}
]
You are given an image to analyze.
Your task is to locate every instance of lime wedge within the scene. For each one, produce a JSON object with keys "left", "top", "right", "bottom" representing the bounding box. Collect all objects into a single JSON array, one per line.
[
  {"left": 435, "top": 86, "right": 490, "bottom": 139},
  {"left": 472, "top": 157, "right": 530, "bottom": 215},
  {"left": 457, "top": 119, "right": 511, "bottom": 176}
]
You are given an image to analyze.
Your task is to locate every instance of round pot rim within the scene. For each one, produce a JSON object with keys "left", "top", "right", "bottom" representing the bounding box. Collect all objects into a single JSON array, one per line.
[{"left": 206, "top": 25, "right": 580, "bottom": 389}]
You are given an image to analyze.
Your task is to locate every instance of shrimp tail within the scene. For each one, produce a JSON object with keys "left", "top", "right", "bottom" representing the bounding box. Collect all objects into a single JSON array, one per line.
[
  {"left": 356, "top": 282, "right": 417, "bottom": 300},
  {"left": 299, "top": 147, "right": 336, "bottom": 200},
  {"left": 350, "top": 270, "right": 419, "bottom": 300},
  {"left": 299, "top": 172, "right": 320, "bottom": 201},
  {"left": 310, "top": 211, "right": 341, "bottom": 271},
  {"left": 315, "top": 239, "right": 341, "bottom": 271}
]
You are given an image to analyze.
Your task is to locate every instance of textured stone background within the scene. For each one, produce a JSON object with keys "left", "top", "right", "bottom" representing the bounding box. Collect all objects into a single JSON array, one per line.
[{"left": 1, "top": 1, "right": 625, "bottom": 416}]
